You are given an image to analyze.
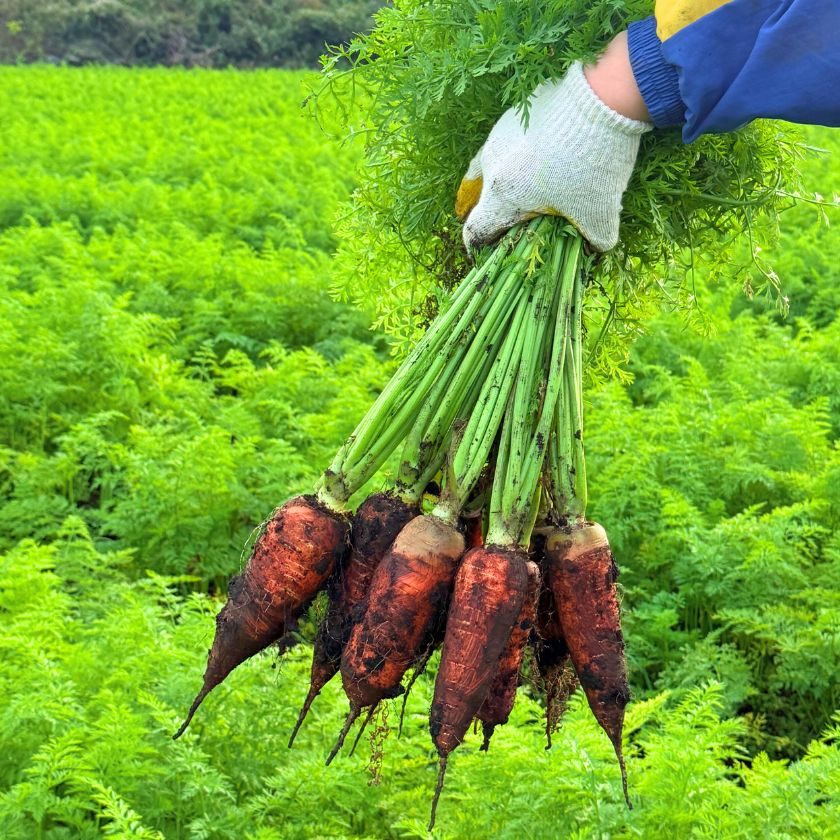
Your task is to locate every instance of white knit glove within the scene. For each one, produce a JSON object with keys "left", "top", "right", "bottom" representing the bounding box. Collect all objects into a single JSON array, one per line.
[{"left": 456, "top": 62, "right": 651, "bottom": 252}]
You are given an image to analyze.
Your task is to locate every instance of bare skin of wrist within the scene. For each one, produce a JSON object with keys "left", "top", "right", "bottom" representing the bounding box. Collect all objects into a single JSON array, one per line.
[{"left": 584, "top": 31, "right": 651, "bottom": 123}]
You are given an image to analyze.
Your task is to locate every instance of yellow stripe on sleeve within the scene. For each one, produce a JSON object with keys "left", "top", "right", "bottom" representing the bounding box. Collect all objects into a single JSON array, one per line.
[{"left": 655, "top": 0, "right": 733, "bottom": 40}]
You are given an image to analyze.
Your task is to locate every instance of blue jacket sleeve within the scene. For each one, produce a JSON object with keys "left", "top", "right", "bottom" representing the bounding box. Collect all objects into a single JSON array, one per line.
[{"left": 627, "top": 0, "right": 840, "bottom": 142}]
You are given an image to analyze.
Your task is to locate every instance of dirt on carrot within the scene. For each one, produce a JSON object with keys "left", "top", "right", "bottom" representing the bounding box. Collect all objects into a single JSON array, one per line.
[
  {"left": 546, "top": 522, "right": 630, "bottom": 805},
  {"left": 478, "top": 559, "right": 540, "bottom": 749},
  {"left": 341, "top": 515, "right": 464, "bottom": 712},
  {"left": 289, "top": 493, "right": 419, "bottom": 746},
  {"left": 174, "top": 495, "right": 348, "bottom": 739}
]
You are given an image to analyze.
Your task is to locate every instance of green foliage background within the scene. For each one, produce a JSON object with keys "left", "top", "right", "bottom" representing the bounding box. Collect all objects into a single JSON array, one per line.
[{"left": 1, "top": 65, "right": 839, "bottom": 837}]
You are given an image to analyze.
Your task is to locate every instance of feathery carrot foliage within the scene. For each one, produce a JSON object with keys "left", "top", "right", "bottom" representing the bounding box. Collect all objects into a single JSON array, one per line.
[{"left": 1, "top": 64, "right": 839, "bottom": 837}]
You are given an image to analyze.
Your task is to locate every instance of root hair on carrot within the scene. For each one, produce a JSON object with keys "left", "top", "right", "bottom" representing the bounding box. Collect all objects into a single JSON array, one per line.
[
  {"left": 428, "top": 755, "right": 449, "bottom": 832},
  {"left": 349, "top": 703, "right": 379, "bottom": 757},
  {"left": 325, "top": 707, "right": 361, "bottom": 766}
]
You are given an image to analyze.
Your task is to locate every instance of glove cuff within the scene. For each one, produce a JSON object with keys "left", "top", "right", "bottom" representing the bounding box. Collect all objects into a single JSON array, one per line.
[
  {"left": 560, "top": 62, "right": 652, "bottom": 137},
  {"left": 527, "top": 63, "right": 651, "bottom": 252}
]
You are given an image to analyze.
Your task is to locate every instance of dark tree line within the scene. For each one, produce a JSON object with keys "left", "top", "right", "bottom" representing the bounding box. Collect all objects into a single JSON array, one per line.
[{"left": 0, "top": 0, "right": 382, "bottom": 67}]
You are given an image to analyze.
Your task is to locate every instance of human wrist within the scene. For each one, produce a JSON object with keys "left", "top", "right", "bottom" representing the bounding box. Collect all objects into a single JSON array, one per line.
[{"left": 584, "top": 32, "right": 651, "bottom": 124}]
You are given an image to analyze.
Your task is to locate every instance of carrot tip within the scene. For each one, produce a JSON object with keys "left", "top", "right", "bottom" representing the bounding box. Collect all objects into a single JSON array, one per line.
[
  {"left": 544, "top": 704, "right": 554, "bottom": 750},
  {"left": 348, "top": 703, "right": 378, "bottom": 757},
  {"left": 397, "top": 692, "right": 409, "bottom": 739},
  {"left": 427, "top": 755, "right": 448, "bottom": 832},
  {"left": 398, "top": 652, "right": 431, "bottom": 738},
  {"left": 325, "top": 707, "right": 360, "bottom": 766},
  {"left": 480, "top": 724, "right": 494, "bottom": 752},
  {"left": 288, "top": 686, "right": 320, "bottom": 749},
  {"left": 172, "top": 686, "right": 210, "bottom": 740},
  {"left": 612, "top": 741, "right": 631, "bottom": 809}
]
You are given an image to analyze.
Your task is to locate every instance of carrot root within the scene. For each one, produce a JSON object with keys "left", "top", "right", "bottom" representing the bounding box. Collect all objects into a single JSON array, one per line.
[
  {"left": 288, "top": 683, "right": 320, "bottom": 748},
  {"left": 430, "top": 546, "right": 529, "bottom": 759},
  {"left": 428, "top": 755, "right": 449, "bottom": 832},
  {"left": 175, "top": 495, "right": 348, "bottom": 738},
  {"left": 477, "top": 560, "right": 540, "bottom": 749},
  {"left": 547, "top": 522, "right": 631, "bottom": 805},
  {"left": 325, "top": 706, "right": 361, "bottom": 766},
  {"left": 341, "top": 515, "right": 464, "bottom": 711}
]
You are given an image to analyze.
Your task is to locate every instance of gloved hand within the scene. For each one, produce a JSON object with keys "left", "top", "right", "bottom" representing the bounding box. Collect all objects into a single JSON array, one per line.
[{"left": 456, "top": 62, "right": 651, "bottom": 253}]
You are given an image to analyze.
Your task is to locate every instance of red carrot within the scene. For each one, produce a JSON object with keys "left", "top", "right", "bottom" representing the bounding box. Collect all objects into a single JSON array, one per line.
[
  {"left": 428, "top": 545, "right": 529, "bottom": 829},
  {"left": 477, "top": 559, "right": 540, "bottom": 750},
  {"left": 288, "top": 492, "right": 418, "bottom": 747},
  {"left": 174, "top": 495, "right": 348, "bottom": 739},
  {"left": 328, "top": 515, "right": 464, "bottom": 762},
  {"left": 546, "top": 521, "right": 631, "bottom": 806}
]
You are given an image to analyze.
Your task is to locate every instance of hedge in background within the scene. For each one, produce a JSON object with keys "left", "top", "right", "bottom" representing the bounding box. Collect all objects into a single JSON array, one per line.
[{"left": 0, "top": 0, "right": 382, "bottom": 67}]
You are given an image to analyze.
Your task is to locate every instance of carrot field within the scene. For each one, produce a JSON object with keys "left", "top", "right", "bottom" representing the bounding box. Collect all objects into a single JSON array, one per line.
[{"left": 1, "top": 66, "right": 839, "bottom": 838}]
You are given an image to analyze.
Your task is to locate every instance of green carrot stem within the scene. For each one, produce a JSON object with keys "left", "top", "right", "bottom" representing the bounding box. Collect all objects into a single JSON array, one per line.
[
  {"left": 492, "top": 298, "right": 554, "bottom": 532},
  {"left": 510, "top": 239, "right": 577, "bottom": 509},
  {"left": 486, "top": 231, "right": 582, "bottom": 546},
  {"left": 316, "top": 241, "right": 510, "bottom": 506},
  {"left": 395, "top": 252, "right": 528, "bottom": 496},
  {"left": 573, "top": 269, "right": 585, "bottom": 411},
  {"left": 398, "top": 279, "right": 527, "bottom": 499},
  {"left": 508, "top": 232, "right": 567, "bottom": 484},
  {"left": 453, "top": 302, "right": 525, "bottom": 481},
  {"left": 448, "top": 285, "right": 532, "bottom": 508},
  {"left": 393, "top": 341, "right": 473, "bottom": 497},
  {"left": 548, "top": 268, "right": 587, "bottom": 520},
  {"left": 449, "top": 228, "right": 561, "bottom": 486},
  {"left": 550, "top": 365, "right": 573, "bottom": 514},
  {"left": 567, "top": 276, "right": 588, "bottom": 515},
  {"left": 332, "top": 274, "right": 519, "bottom": 499},
  {"left": 522, "top": 483, "right": 543, "bottom": 548},
  {"left": 407, "top": 326, "right": 501, "bottom": 499},
  {"left": 337, "top": 227, "right": 541, "bottom": 491},
  {"left": 508, "top": 283, "right": 552, "bottom": 472},
  {"left": 487, "top": 397, "right": 514, "bottom": 536},
  {"left": 431, "top": 294, "right": 533, "bottom": 525},
  {"left": 343, "top": 267, "right": 495, "bottom": 465}
]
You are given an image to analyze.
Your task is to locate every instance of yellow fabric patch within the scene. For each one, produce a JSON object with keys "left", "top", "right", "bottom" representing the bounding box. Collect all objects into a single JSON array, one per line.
[
  {"left": 455, "top": 177, "right": 483, "bottom": 219},
  {"left": 656, "top": 0, "right": 733, "bottom": 40}
]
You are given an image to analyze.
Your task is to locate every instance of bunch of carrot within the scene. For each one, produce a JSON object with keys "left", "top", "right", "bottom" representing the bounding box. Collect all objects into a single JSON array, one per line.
[{"left": 175, "top": 218, "right": 632, "bottom": 827}]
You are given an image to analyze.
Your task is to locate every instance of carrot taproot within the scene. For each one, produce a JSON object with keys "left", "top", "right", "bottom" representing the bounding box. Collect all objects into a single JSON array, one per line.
[
  {"left": 288, "top": 492, "right": 418, "bottom": 747},
  {"left": 477, "top": 559, "right": 540, "bottom": 750},
  {"left": 533, "top": 635, "right": 577, "bottom": 749},
  {"left": 530, "top": 530, "right": 576, "bottom": 748},
  {"left": 546, "top": 521, "right": 631, "bottom": 806},
  {"left": 428, "top": 545, "right": 529, "bottom": 829},
  {"left": 328, "top": 515, "right": 464, "bottom": 762},
  {"left": 174, "top": 495, "right": 348, "bottom": 739},
  {"left": 397, "top": 599, "right": 450, "bottom": 738},
  {"left": 348, "top": 702, "right": 380, "bottom": 757}
]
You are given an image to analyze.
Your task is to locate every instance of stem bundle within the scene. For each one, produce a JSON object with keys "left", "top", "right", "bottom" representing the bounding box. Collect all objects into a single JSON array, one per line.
[{"left": 179, "top": 215, "right": 633, "bottom": 827}]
